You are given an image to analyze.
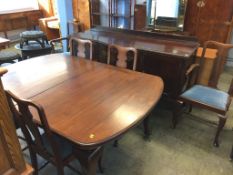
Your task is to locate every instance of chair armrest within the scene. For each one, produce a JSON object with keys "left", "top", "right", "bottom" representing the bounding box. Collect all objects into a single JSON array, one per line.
[
  {"left": 50, "top": 37, "right": 70, "bottom": 53},
  {"left": 185, "top": 63, "right": 200, "bottom": 76},
  {"left": 182, "top": 63, "right": 200, "bottom": 92},
  {"left": 228, "top": 78, "right": 233, "bottom": 97}
]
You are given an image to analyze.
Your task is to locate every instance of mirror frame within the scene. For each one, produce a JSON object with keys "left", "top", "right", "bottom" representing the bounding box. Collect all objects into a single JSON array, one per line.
[{"left": 146, "top": 0, "right": 188, "bottom": 31}]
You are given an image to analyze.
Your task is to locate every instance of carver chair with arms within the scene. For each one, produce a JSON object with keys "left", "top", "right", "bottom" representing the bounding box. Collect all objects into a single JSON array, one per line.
[
  {"left": 6, "top": 90, "right": 104, "bottom": 175},
  {"left": 69, "top": 37, "right": 93, "bottom": 59},
  {"left": 172, "top": 40, "right": 233, "bottom": 147},
  {"left": 107, "top": 44, "right": 138, "bottom": 71},
  {"left": 5, "top": 90, "right": 79, "bottom": 175}
]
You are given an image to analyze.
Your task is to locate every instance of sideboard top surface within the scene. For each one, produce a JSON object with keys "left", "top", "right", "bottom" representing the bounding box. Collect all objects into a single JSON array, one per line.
[{"left": 74, "top": 27, "right": 199, "bottom": 58}]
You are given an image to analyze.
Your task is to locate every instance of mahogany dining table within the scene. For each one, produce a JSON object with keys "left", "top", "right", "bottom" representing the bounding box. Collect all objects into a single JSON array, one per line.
[{"left": 2, "top": 53, "right": 164, "bottom": 175}]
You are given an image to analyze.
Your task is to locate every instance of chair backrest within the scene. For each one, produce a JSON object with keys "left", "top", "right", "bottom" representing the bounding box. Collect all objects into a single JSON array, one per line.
[
  {"left": 5, "top": 90, "right": 61, "bottom": 159},
  {"left": 107, "top": 44, "right": 138, "bottom": 71},
  {"left": 69, "top": 37, "right": 93, "bottom": 60},
  {"left": 199, "top": 41, "right": 233, "bottom": 88}
]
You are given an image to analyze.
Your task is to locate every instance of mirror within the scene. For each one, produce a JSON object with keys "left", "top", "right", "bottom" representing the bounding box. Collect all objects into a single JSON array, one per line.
[{"left": 147, "top": 0, "right": 188, "bottom": 31}]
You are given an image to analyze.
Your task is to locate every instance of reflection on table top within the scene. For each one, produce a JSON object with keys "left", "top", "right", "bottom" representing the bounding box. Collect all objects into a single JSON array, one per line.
[{"left": 2, "top": 53, "right": 164, "bottom": 148}]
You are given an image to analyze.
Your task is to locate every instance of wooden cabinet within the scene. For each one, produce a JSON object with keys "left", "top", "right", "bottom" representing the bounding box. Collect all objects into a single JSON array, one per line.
[
  {"left": 0, "top": 68, "right": 33, "bottom": 175},
  {"left": 184, "top": 0, "right": 233, "bottom": 44},
  {"left": 89, "top": 0, "right": 135, "bottom": 29}
]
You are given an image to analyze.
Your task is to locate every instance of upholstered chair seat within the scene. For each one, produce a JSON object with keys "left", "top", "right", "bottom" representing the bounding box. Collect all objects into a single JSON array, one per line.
[
  {"left": 180, "top": 85, "right": 230, "bottom": 112},
  {"left": 0, "top": 50, "right": 21, "bottom": 65},
  {"left": 20, "top": 30, "right": 48, "bottom": 48}
]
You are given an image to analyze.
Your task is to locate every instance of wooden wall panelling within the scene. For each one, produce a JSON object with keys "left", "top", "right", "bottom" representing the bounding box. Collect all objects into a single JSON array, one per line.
[
  {"left": 184, "top": 0, "right": 233, "bottom": 45},
  {"left": 0, "top": 68, "right": 33, "bottom": 175},
  {"left": 73, "top": 0, "right": 91, "bottom": 30},
  {"left": 38, "top": 0, "right": 55, "bottom": 17}
]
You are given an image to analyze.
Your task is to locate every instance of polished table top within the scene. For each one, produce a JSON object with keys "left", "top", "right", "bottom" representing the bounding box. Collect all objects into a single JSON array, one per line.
[{"left": 2, "top": 53, "right": 163, "bottom": 148}]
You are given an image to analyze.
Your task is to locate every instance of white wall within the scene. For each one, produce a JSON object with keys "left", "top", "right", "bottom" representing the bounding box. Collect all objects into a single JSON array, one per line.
[{"left": 136, "top": 0, "right": 146, "bottom": 4}]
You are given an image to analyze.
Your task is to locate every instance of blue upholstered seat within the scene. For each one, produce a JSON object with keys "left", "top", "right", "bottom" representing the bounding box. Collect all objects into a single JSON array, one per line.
[{"left": 180, "top": 85, "right": 229, "bottom": 111}]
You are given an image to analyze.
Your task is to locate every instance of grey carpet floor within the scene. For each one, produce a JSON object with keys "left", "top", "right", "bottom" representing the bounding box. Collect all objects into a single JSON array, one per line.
[{"left": 18, "top": 67, "right": 233, "bottom": 175}]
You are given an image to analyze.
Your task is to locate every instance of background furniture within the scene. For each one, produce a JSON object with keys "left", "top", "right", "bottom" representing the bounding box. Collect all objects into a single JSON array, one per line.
[
  {"left": 107, "top": 44, "right": 137, "bottom": 70},
  {"left": 2, "top": 53, "right": 163, "bottom": 175},
  {"left": 73, "top": 27, "right": 199, "bottom": 99},
  {"left": 89, "top": 0, "right": 135, "bottom": 29},
  {"left": 0, "top": 10, "right": 43, "bottom": 38},
  {"left": 147, "top": 0, "right": 188, "bottom": 31},
  {"left": 184, "top": 0, "right": 233, "bottom": 44},
  {"left": 67, "top": 20, "right": 84, "bottom": 35},
  {"left": 15, "top": 41, "right": 52, "bottom": 60},
  {"left": 39, "top": 17, "right": 60, "bottom": 40},
  {"left": 20, "top": 30, "right": 48, "bottom": 48},
  {"left": 172, "top": 41, "right": 233, "bottom": 147},
  {"left": 0, "top": 50, "right": 22, "bottom": 65},
  {"left": 0, "top": 37, "right": 10, "bottom": 50},
  {"left": 0, "top": 68, "right": 33, "bottom": 175}
]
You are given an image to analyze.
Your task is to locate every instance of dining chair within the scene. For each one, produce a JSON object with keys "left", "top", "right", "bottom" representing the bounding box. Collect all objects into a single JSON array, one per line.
[
  {"left": 6, "top": 90, "right": 104, "bottom": 175},
  {"left": 107, "top": 44, "right": 138, "bottom": 71},
  {"left": 108, "top": 44, "right": 140, "bottom": 147},
  {"left": 172, "top": 40, "right": 233, "bottom": 147},
  {"left": 5, "top": 90, "right": 79, "bottom": 175},
  {"left": 69, "top": 37, "right": 93, "bottom": 60}
]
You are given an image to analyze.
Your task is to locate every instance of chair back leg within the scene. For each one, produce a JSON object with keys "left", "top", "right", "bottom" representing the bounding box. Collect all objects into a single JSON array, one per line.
[
  {"left": 213, "top": 116, "right": 226, "bottom": 147},
  {"left": 230, "top": 145, "right": 233, "bottom": 160}
]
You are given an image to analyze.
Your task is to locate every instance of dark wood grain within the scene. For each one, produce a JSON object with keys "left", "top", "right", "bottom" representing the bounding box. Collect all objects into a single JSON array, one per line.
[
  {"left": 0, "top": 68, "right": 30, "bottom": 174},
  {"left": 2, "top": 53, "right": 164, "bottom": 148},
  {"left": 72, "top": 27, "right": 199, "bottom": 98},
  {"left": 184, "top": 0, "right": 233, "bottom": 44}
]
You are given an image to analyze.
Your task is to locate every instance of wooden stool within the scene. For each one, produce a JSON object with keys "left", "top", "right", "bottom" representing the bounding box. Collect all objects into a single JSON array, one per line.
[{"left": 20, "top": 31, "right": 48, "bottom": 49}]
